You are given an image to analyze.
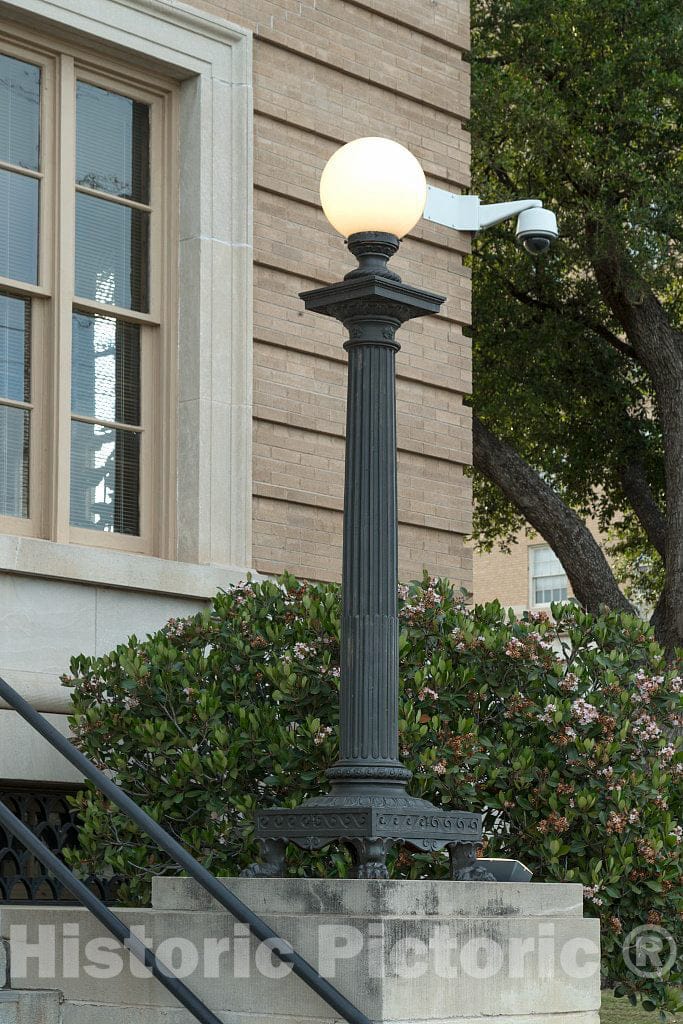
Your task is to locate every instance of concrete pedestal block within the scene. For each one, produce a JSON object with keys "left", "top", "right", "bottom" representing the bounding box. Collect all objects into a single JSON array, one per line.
[
  {"left": 0, "top": 879, "right": 600, "bottom": 1024},
  {"left": 0, "top": 990, "right": 61, "bottom": 1023},
  {"left": 1, "top": 937, "right": 8, "bottom": 989}
]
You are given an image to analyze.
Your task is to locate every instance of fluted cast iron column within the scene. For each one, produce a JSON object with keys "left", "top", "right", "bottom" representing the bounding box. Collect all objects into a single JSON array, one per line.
[
  {"left": 329, "top": 312, "right": 409, "bottom": 790},
  {"left": 245, "top": 232, "right": 488, "bottom": 879}
]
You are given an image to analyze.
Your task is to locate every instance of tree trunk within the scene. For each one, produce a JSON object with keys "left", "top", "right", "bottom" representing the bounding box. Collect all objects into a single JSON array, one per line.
[
  {"left": 654, "top": 380, "right": 683, "bottom": 652},
  {"left": 591, "top": 247, "right": 683, "bottom": 651},
  {"left": 473, "top": 417, "right": 635, "bottom": 615}
]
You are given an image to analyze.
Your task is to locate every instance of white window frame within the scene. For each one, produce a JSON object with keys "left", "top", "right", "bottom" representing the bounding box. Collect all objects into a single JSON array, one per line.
[
  {"left": 0, "top": 0, "right": 253, "bottom": 596},
  {"left": 0, "top": 36, "right": 174, "bottom": 553},
  {"left": 528, "top": 543, "right": 569, "bottom": 608}
]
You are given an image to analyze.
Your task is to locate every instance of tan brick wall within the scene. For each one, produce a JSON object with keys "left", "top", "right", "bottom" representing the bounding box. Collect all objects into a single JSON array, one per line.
[
  {"left": 472, "top": 538, "right": 534, "bottom": 610},
  {"left": 191, "top": 0, "right": 472, "bottom": 584}
]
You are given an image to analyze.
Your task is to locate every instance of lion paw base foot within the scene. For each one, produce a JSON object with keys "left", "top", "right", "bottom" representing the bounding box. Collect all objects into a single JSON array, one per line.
[
  {"left": 353, "top": 862, "right": 390, "bottom": 879},
  {"left": 240, "top": 839, "right": 286, "bottom": 878},
  {"left": 448, "top": 841, "right": 496, "bottom": 881}
]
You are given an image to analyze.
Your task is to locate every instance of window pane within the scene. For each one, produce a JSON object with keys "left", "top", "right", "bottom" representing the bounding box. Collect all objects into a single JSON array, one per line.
[
  {"left": 76, "top": 82, "right": 149, "bottom": 202},
  {"left": 532, "top": 545, "right": 564, "bottom": 575},
  {"left": 75, "top": 193, "right": 149, "bottom": 311},
  {"left": 0, "top": 170, "right": 39, "bottom": 284},
  {"left": 70, "top": 420, "right": 139, "bottom": 534},
  {"left": 534, "top": 574, "right": 568, "bottom": 605},
  {"left": 0, "top": 54, "right": 40, "bottom": 171},
  {"left": 72, "top": 313, "right": 140, "bottom": 425},
  {"left": 0, "top": 404, "right": 29, "bottom": 518},
  {"left": 0, "top": 293, "right": 30, "bottom": 402}
]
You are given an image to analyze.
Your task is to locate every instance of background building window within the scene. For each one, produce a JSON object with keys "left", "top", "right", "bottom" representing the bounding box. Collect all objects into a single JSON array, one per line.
[
  {"left": 0, "top": 32, "right": 174, "bottom": 552},
  {"left": 530, "top": 545, "right": 569, "bottom": 606}
]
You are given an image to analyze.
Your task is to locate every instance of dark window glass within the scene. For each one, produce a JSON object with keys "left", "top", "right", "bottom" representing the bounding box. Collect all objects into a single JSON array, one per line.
[
  {"left": 76, "top": 82, "right": 149, "bottom": 202},
  {"left": 71, "top": 313, "right": 140, "bottom": 425},
  {"left": 0, "top": 405, "right": 29, "bottom": 518},
  {"left": 70, "top": 420, "right": 139, "bottom": 534},
  {"left": 0, "top": 170, "right": 39, "bottom": 284},
  {"left": 0, "top": 54, "right": 40, "bottom": 171},
  {"left": 75, "top": 193, "right": 149, "bottom": 311},
  {"left": 0, "top": 293, "right": 30, "bottom": 402}
]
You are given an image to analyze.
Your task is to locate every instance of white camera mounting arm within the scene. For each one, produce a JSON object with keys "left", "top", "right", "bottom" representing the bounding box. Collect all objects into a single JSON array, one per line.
[
  {"left": 423, "top": 187, "right": 543, "bottom": 232},
  {"left": 423, "top": 187, "right": 558, "bottom": 254}
]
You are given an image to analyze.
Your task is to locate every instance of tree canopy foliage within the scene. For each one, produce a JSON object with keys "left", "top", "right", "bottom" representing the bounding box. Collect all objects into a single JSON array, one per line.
[{"left": 469, "top": 0, "right": 683, "bottom": 646}]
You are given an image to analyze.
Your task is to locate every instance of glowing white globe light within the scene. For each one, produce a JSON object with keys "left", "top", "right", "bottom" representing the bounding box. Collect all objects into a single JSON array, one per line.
[{"left": 320, "top": 137, "right": 427, "bottom": 239}]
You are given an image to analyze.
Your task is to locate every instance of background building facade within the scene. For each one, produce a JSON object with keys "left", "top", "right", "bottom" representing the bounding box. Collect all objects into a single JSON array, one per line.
[
  {"left": 473, "top": 536, "right": 571, "bottom": 615},
  {"left": 0, "top": 0, "right": 472, "bottom": 784}
]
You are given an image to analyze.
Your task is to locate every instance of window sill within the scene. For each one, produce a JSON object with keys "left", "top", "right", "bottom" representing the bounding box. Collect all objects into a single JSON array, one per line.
[{"left": 0, "top": 534, "right": 254, "bottom": 600}]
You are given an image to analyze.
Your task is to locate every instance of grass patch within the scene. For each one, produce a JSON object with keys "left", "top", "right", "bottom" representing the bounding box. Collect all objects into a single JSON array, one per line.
[{"left": 601, "top": 991, "right": 654, "bottom": 1022}]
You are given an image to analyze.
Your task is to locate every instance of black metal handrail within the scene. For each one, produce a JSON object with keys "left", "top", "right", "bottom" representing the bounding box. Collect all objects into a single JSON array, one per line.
[
  {"left": 0, "top": 675, "right": 371, "bottom": 1024},
  {"left": 0, "top": 800, "right": 223, "bottom": 1024}
]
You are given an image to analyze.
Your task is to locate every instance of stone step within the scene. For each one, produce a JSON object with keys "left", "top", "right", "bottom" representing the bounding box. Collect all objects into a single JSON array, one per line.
[
  {"left": 0, "top": 990, "right": 61, "bottom": 1023},
  {"left": 60, "top": 1007, "right": 237, "bottom": 1024}
]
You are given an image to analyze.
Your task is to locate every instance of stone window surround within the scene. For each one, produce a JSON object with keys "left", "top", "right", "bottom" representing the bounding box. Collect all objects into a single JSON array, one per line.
[{"left": 0, "top": 0, "right": 254, "bottom": 598}]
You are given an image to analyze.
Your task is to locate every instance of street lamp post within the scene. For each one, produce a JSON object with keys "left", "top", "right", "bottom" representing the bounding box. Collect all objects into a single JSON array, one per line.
[{"left": 245, "top": 138, "right": 491, "bottom": 880}]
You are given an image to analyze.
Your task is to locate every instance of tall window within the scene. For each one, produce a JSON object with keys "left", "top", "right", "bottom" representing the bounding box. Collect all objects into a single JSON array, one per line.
[
  {"left": 0, "top": 53, "right": 38, "bottom": 521},
  {"left": 530, "top": 545, "right": 569, "bottom": 606},
  {"left": 0, "top": 31, "right": 175, "bottom": 552}
]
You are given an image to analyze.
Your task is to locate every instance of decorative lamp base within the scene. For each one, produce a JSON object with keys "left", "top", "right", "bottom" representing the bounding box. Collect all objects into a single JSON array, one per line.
[{"left": 242, "top": 791, "right": 492, "bottom": 881}]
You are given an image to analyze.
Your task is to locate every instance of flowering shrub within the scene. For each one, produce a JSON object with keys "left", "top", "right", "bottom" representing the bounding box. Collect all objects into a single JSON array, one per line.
[{"left": 64, "top": 575, "right": 682, "bottom": 1011}]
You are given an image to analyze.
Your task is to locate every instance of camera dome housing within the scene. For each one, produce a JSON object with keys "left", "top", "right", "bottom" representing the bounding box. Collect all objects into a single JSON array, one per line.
[{"left": 515, "top": 207, "right": 558, "bottom": 254}]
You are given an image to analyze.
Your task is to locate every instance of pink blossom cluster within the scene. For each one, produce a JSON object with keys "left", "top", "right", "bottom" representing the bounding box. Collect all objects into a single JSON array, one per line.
[
  {"left": 418, "top": 687, "right": 439, "bottom": 701},
  {"left": 451, "top": 627, "right": 467, "bottom": 652},
  {"left": 233, "top": 582, "right": 255, "bottom": 606},
  {"left": 632, "top": 713, "right": 662, "bottom": 741},
  {"left": 583, "top": 885, "right": 603, "bottom": 906},
  {"left": 528, "top": 630, "right": 556, "bottom": 653},
  {"left": 313, "top": 725, "right": 333, "bottom": 746},
  {"left": 526, "top": 610, "right": 551, "bottom": 624},
  {"left": 670, "top": 825, "right": 683, "bottom": 842},
  {"left": 560, "top": 724, "right": 577, "bottom": 742},
  {"left": 165, "top": 617, "right": 188, "bottom": 639},
  {"left": 598, "top": 766, "right": 622, "bottom": 792},
  {"left": 433, "top": 760, "right": 447, "bottom": 776},
  {"left": 293, "top": 642, "right": 315, "bottom": 660},
  {"left": 504, "top": 636, "right": 526, "bottom": 658},
  {"left": 400, "top": 578, "right": 445, "bottom": 618},
  {"left": 631, "top": 670, "right": 664, "bottom": 704},
  {"left": 658, "top": 744, "right": 676, "bottom": 764},
  {"left": 539, "top": 702, "right": 558, "bottom": 725},
  {"left": 571, "top": 698, "right": 600, "bottom": 725},
  {"left": 560, "top": 672, "right": 580, "bottom": 692}
]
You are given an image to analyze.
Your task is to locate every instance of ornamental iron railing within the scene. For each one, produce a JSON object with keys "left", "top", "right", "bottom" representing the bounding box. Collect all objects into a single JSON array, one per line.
[{"left": 0, "top": 787, "right": 122, "bottom": 903}]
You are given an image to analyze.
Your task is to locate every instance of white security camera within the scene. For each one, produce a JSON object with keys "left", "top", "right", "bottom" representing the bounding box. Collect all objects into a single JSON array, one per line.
[
  {"left": 515, "top": 207, "right": 559, "bottom": 255},
  {"left": 423, "top": 188, "right": 558, "bottom": 255}
]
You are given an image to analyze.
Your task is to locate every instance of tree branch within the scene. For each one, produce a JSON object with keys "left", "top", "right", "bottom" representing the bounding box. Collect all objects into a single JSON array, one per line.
[
  {"left": 618, "top": 459, "right": 666, "bottom": 559},
  {"left": 488, "top": 268, "right": 642, "bottom": 363},
  {"left": 588, "top": 227, "right": 683, "bottom": 376},
  {"left": 472, "top": 416, "right": 635, "bottom": 614}
]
